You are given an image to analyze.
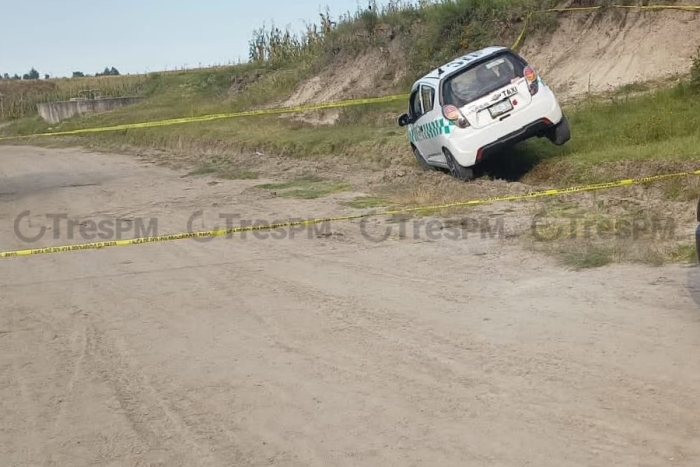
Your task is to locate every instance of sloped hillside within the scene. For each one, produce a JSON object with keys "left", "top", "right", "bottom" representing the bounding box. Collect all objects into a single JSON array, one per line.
[
  {"left": 272, "top": 39, "right": 406, "bottom": 125},
  {"left": 519, "top": 1, "right": 700, "bottom": 101},
  {"left": 251, "top": 0, "right": 700, "bottom": 129},
  {"left": 273, "top": 0, "right": 700, "bottom": 110},
  {"left": 279, "top": 39, "right": 406, "bottom": 108}
]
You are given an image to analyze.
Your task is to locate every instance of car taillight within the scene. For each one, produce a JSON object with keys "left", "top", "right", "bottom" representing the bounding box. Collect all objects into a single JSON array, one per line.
[
  {"left": 442, "top": 105, "right": 470, "bottom": 128},
  {"left": 442, "top": 105, "right": 460, "bottom": 121},
  {"left": 524, "top": 66, "right": 539, "bottom": 96}
]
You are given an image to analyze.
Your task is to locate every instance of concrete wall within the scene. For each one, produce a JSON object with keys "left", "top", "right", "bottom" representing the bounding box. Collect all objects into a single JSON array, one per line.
[{"left": 37, "top": 97, "right": 144, "bottom": 124}]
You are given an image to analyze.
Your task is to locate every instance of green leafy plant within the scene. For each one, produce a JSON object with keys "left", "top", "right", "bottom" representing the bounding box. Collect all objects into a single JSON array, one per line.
[{"left": 691, "top": 45, "right": 700, "bottom": 93}]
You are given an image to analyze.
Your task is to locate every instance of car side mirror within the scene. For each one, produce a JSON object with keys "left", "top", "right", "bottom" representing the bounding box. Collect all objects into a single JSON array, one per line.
[{"left": 398, "top": 113, "right": 411, "bottom": 127}]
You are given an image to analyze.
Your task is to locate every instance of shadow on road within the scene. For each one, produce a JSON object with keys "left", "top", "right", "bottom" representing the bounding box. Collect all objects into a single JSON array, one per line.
[{"left": 0, "top": 172, "right": 112, "bottom": 202}]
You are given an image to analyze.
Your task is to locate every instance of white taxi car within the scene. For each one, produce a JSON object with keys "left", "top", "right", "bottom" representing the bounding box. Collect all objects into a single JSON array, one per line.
[{"left": 398, "top": 46, "right": 570, "bottom": 181}]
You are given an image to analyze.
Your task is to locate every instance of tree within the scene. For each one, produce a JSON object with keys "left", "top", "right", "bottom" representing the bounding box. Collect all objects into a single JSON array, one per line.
[
  {"left": 2, "top": 73, "right": 8, "bottom": 80},
  {"left": 22, "top": 68, "right": 40, "bottom": 80},
  {"left": 11, "top": 74, "right": 20, "bottom": 80},
  {"left": 95, "top": 66, "right": 121, "bottom": 76},
  {"left": 72, "top": 71, "right": 85, "bottom": 78},
  {"left": 44, "top": 74, "right": 50, "bottom": 80}
]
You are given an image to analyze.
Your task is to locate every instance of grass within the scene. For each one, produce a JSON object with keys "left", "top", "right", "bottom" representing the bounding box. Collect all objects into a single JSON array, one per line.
[
  {"left": 531, "top": 233, "right": 690, "bottom": 270},
  {"left": 546, "top": 238, "right": 698, "bottom": 270},
  {"left": 579, "top": 88, "right": 697, "bottom": 154},
  {"left": 692, "top": 44, "right": 700, "bottom": 92},
  {"left": 254, "top": 173, "right": 351, "bottom": 199},
  {"left": 220, "top": 169, "right": 259, "bottom": 180},
  {"left": 613, "top": 81, "right": 651, "bottom": 95},
  {"left": 342, "top": 196, "right": 393, "bottom": 209},
  {"left": 663, "top": 177, "right": 700, "bottom": 201},
  {"left": 524, "top": 188, "right": 697, "bottom": 269},
  {"left": 187, "top": 163, "right": 218, "bottom": 176},
  {"left": 186, "top": 161, "right": 259, "bottom": 180},
  {"left": 561, "top": 244, "right": 615, "bottom": 270},
  {"left": 669, "top": 244, "right": 697, "bottom": 264},
  {"left": 7, "top": 75, "right": 699, "bottom": 185}
]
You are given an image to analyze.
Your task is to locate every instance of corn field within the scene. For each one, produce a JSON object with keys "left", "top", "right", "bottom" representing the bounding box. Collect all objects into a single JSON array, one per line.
[
  {"left": 247, "top": 8, "right": 335, "bottom": 64},
  {"left": 247, "top": 0, "right": 429, "bottom": 66},
  {"left": 0, "top": 74, "right": 147, "bottom": 120},
  {"left": 244, "top": 0, "right": 551, "bottom": 73}
]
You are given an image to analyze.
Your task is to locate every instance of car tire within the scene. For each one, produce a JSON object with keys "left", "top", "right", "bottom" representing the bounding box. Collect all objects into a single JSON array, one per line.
[
  {"left": 548, "top": 115, "right": 571, "bottom": 146},
  {"left": 412, "top": 146, "right": 434, "bottom": 171},
  {"left": 443, "top": 148, "right": 474, "bottom": 181}
]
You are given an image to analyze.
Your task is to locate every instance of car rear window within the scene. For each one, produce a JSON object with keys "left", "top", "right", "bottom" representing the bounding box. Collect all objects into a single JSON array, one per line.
[{"left": 442, "top": 52, "right": 527, "bottom": 108}]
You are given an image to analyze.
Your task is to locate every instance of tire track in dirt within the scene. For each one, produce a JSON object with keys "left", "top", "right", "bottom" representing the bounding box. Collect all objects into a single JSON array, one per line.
[
  {"left": 81, "top": 317, "right": 239, "bottom": 467},
  {"left": 51, "top": 308, "right": 88, "bottom": 432},
  {"left": 3, "top": 146, "right": 700, "bottom": 466},
  {"left": 0, "top": 310, "right": 44, "bottom": 465},
  {"left": 214, "top": 240, "right": 700, "bottom": 464},
  {"left": 64, "top": 240, "right": 314, "bottom": 466}
]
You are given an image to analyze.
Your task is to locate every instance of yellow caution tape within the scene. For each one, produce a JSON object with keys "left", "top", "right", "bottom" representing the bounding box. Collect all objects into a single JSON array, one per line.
[
  {"left": 0, "top": 4, "right": 695, "bottom": 142},
  {"left": 2, "top": 168, "right": 699, "bottom": 259},
  {"left": 0, "top": 94, "right": 410, "bottom": 142},
  {"left": 511, "top": 11, "right": 534, "bottom": 50}
]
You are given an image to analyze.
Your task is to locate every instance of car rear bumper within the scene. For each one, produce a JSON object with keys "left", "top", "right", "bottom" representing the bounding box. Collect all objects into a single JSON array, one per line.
[
  {"left": 444, "top": 88, "right": 563, "bottom": 167},
  {"left": 477, "top": 118, "right": 555, "bottom": 160}
]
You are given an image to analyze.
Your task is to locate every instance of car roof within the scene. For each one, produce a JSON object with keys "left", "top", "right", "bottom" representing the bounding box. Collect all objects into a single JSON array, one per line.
[{"left": 412, "top": 46, "right": 510, "bottom": 90}]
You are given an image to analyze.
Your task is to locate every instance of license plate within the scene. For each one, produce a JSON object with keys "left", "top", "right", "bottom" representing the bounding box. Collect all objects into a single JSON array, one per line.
[{"left": 489, "top": 99, "right": 513, "bottom": 118}]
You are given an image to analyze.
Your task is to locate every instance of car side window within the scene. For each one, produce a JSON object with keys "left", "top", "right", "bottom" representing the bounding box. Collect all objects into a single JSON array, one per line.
[
  {"left": 409, "top": 90, "right": 422, "bottom": 119},
  {"left": 420, "top": 85, "right": 436, "bottom": 113}
]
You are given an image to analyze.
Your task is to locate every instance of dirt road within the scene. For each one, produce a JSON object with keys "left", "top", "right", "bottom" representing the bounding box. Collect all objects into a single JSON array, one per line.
[{"left": 2, "top": 145, "right": 700, "bottom": 467}]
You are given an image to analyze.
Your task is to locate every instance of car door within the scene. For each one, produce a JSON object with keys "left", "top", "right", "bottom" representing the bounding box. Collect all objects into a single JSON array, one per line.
[
  {"left": 407, "top": 86, "right": 432, "bottom": 160},
  {"left": 417, "top": 83, "right": 442, "bottom": 160}
]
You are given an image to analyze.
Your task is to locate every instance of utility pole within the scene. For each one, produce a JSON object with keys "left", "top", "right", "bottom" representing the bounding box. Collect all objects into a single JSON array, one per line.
[{"left": 0, "top": 93, "right": 4, "bottom": 120}]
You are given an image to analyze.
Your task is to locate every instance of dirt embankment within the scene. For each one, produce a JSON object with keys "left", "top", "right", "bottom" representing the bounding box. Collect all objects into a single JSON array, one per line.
[
  {"left": 510, "top": 4, "right": 700, "bottom": 100},
  {"left": 272, "top": 39, "right": 406, "bottom": 125},
  {"left": 279, "top": 4, "right": 700, "bottom": 111}
]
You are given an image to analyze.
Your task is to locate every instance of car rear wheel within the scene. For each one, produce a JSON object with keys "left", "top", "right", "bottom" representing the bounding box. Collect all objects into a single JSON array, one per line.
[
  {"left": 412, "top": 146, "right": 434, "bottom": 171},
  {"left": 548, "top": 115, "right": 571, "bottom": 146},
  {"left": 443, "top": 148, "right": 474, "bottom": 182}
]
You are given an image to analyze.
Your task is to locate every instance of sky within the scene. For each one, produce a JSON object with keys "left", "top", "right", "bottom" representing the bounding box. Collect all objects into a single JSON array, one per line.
[{"left": 0, "top": 0, "right": 379, "bottom": 78}]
